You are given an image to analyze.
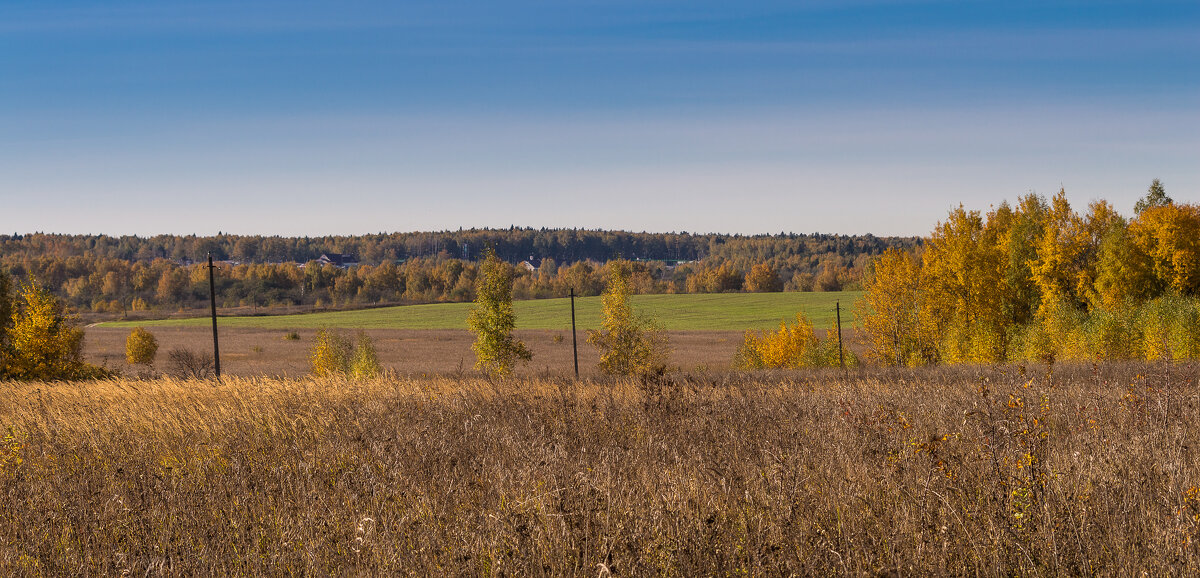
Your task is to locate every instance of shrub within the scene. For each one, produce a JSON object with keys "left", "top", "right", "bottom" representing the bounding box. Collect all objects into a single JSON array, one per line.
[
  {"left": 814, "top": 322, "right": 858, "bottom": 368},
  {"left": 125, "top": 327, "right": 159, "bottom": 366},
  {"left": 1137, "top": 296, "right": 1200, "bottom": 361},
  {"left": 166, "top": 348, "right": 214, "bottom": 379},
  {"left": 732, "top": 331, "right": 765, "bottom": 369},
  {"left": 736, "top": 315, "right": 816, "bottom": 369},
  {"left": 734, "top": 313, "right": 851, "bottom": 369},
  {"left": 310, "top": 328, "right": 382, "bottom": 379},
  {"left": 309, "top": 328, "right": 351, "bottom": 377},
  {"left": 349, "top": 332, "right": 382, "bottom": 379},
  {"left": 1010, "top": 299, "right": 1086, "bottom": 363},
  {"left": 283, "top": 331, "right": 301, "bottom": 341},
  {"left": 1081, "top": 307, "right": 1141, "bottom": 361}
]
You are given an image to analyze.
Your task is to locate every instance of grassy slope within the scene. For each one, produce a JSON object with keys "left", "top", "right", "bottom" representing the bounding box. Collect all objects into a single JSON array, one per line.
[
  {"left": 2, "top": 366, "right": 1196, "bottom": 574},
  {"left": 100, "top": 291, "right": 862, "bottom": 331}
]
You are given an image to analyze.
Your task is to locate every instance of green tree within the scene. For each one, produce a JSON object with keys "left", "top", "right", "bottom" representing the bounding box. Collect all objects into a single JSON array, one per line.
[
  {"left": 1092, "top": 216, "right": 1157, "bottom": 310},
  {"left": 467, "top": 248, "right": 531, "bottom": 377},
  {"left": 125, "top": 327, "right": 159, "bottom": 366},
  {"left": 588, "top": 259, "right": 669, "bottom": 376},
  {"left": 1134, "top": 178, "right": 1172, "bottom": 215}
]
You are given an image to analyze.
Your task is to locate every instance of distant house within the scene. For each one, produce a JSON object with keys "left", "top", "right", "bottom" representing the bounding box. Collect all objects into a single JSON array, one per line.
[
  {"left": 317, "top": 253, "right": 360, "bottom": 269},
  {"left": 519, "top": 256, "right": 542, "bottom": 273},
  {"left": 658, "top": 259, "right": 694, "bottom": 271}
]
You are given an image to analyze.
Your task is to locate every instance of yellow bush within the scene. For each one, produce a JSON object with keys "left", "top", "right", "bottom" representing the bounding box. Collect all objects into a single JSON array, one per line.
[
  {"left": 350, "top": 332, "right": 382, "bottom": 379},
  {"left": 309, "top": 328, "right": 350, "bottom": 377},
  {"left": 734, "top": 313, "right": 850, "bottom": 369},
  {"left": 310, "top": 329, "right": 382, "bottom": 378},
  {"left": 125, "top": 327, "right": 159, "bottom": 366}
]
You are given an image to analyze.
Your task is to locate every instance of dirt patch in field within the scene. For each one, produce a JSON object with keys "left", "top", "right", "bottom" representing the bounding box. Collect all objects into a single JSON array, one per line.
[{"left": 85, "top": 327, "right": 848, "bottom": 378}]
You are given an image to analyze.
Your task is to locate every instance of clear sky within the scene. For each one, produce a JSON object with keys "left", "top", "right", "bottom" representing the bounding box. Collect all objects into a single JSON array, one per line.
[{"left": 1, "top": 1, "right": 1196, "bottom": 237}]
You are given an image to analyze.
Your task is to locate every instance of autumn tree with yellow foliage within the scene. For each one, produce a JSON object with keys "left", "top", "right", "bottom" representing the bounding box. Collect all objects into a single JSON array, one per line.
[
  {"left": 744, "top": 263, "right": 784, "bottom": 293},
  {"left": 0, "top": 270, "right": 12, "bottom": 376},
  {"left": 858, "top": 248, "right": 937, "bottom": 366},
  {"left": 588, "top": 259, "right": 669, "bottom": 376},
  {"left": 860, "top": 181, "right": 1200, "bottom": 365},
  {"left": 1030, "top": 190, "right": 1089, "bottom": 314},
  {"left": 309, "top": 329, "right": 382, "bottom": 379},
  {"left": 999, "top": 194, "right": 1049, "bottom": 327},
  {"left": 685, "top": 262, "right": 743, "bottom": 293},
  {"left": 1, "top": 281, "right": 107, "bottom": 380},
  {"left": 1128, "top": 203, "right": 1200, "bottom": 296},
  {"left": 921, "top": 206, "right": 1008, "bottom": 362}
]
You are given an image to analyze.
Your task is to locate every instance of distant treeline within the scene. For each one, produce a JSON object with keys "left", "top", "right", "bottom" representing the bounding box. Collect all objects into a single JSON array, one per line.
[
  {"left": 0, "top": 229, "right": 917, "bottom": 314},
  {"left": 0, "top": 228, "right": 913, "bottom": 265}
]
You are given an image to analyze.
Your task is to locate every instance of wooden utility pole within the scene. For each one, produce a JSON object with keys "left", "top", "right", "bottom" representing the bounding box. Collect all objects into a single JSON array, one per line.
[
  {"left": 208, "top": 253, "right": 221, "bottom": 379},
  {"left": 836, "top": 301, "right": 845, "bottom": 370},
  {"left": 570, "top": 287, "right": 579, "bottom": 379}
]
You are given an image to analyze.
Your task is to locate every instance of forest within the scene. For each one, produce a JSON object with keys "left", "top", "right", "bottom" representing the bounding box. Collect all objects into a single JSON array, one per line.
[
  {"left": 0, "top": 229, "right": 915, "bottom": 315},
  {"left": 859, "top": 180, "right": 1200, "bottom": 364}
]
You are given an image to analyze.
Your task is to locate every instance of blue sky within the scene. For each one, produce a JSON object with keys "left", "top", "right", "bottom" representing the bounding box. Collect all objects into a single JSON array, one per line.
[{"left": 1, "top": 0, "right": 1196, "bottom": 236}]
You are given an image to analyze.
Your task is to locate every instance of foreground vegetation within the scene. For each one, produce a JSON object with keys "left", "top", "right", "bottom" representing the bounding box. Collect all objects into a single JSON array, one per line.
[
  {"left": 2, "top": 364, "right": 1198, "bottom": 574},
  {"left": 101, "top": 291, "right": 860, "bottom": 331}
]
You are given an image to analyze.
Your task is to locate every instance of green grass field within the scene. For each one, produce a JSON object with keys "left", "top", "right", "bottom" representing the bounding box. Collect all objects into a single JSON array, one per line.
[{"left": 100, "top": 291, "right": 861, "bottom": 331}]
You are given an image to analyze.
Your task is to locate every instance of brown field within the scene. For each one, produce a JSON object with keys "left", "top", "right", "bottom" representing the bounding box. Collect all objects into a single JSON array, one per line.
[
  {"left": 84, "top": 327, "right": 860, "bottom": 378},
  {"left": 2, "top": 363, "right": 1199, "bottom": 575}
]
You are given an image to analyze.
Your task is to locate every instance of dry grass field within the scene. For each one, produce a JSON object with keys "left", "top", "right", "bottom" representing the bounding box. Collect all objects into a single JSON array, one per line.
[
  {"left": 83, "top": 326, "right": 843, "bottom": 378},
  {"left": 2, "top": 363, "right": 1199, "bottom": 575}
]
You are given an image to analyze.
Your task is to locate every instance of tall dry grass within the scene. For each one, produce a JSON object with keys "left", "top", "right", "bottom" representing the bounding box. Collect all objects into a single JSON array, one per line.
[{"left": 1, "top": 363, "right": 1199, "bottom": 575}]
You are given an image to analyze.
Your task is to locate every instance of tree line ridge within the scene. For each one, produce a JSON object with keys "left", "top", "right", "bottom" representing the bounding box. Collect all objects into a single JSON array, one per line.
[{"left": 0, "top": 229, "right": 915, "bottom": 315}]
